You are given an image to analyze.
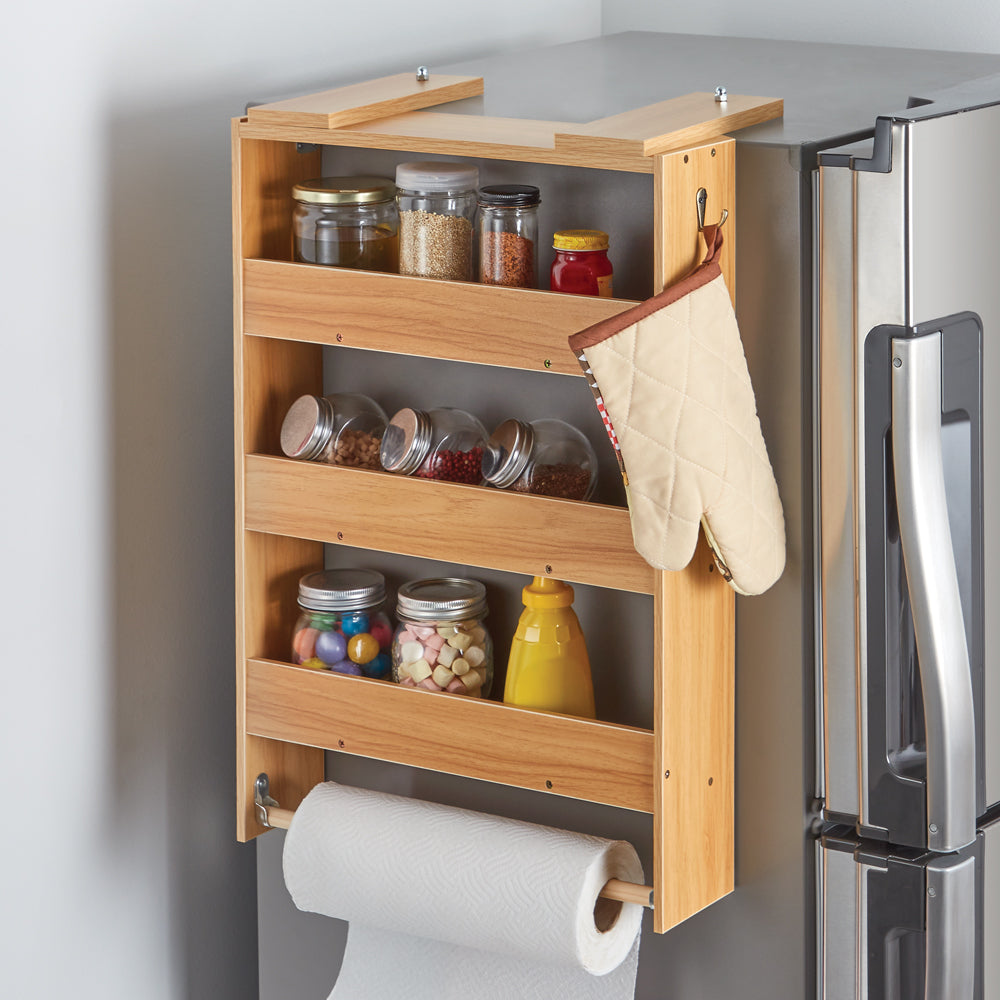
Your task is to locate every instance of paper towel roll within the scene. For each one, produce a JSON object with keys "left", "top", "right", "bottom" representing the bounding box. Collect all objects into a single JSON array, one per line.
[{"left": 283, "top": 781, "right": 644, "bottom": 1000}]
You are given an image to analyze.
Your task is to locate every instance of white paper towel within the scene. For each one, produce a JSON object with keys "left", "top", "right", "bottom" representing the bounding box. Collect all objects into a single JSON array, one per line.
[{"left": 282, "top": 782, "right": 644, "bottom": 1000}]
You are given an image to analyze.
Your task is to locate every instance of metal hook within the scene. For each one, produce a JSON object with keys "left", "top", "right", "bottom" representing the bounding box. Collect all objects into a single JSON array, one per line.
[
  {"left": 696, "top": 187, "right": 728, "bottom": 231},
  {"left": 255, "top": 773, "right": 279, "bottom": 828}
]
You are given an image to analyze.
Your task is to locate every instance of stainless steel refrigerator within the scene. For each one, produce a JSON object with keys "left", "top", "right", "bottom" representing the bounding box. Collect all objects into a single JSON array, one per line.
[
  {"left": 815, "top": 82, "right": 1000, "bottom": 997},
  {"left": 254, "top": 34, "right": 1000, "bottom": 999}
]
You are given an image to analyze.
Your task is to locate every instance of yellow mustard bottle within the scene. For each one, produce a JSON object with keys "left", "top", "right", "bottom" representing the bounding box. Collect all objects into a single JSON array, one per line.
[{"left": 503, "top": 577, "right": 595, "bottom": 718}]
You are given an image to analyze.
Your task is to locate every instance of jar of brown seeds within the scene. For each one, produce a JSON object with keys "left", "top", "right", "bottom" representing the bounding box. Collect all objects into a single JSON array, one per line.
[
  {"left": 477, "top": 185, "right": 540, "bottom": 288},
  {"left": 395, "top": 162, "right": 478, "bottom": 281},
  {"left": 279, "top": 392, "right": 388, "bottom": 470}
]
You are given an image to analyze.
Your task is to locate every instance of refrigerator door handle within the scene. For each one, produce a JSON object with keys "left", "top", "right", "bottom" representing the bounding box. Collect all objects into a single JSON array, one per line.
[
  {"left": 890, "top": 332, "right": 976, "bottom": 853},
  {"left": 924, "top": 852, "right": 976, "bottom": 1000}
]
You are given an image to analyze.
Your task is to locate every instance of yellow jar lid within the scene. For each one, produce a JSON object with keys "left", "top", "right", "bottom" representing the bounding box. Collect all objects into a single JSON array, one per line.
[{"left": 553, "top": 229, "right": 609, "bottom": 251}]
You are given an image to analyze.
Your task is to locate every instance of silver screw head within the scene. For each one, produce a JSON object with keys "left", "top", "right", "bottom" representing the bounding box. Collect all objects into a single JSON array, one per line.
[
  {"left": 714, "top": 86, "right": 728, "bottom": 103},
  {"left": 416, "top": 66, "right": 430, "bottom": 82}
]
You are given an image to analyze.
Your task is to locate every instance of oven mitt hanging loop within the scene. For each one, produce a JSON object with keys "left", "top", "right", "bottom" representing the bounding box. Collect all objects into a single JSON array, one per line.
[{"left": 568, "top": 224, "right": 785, "bottom": 596}]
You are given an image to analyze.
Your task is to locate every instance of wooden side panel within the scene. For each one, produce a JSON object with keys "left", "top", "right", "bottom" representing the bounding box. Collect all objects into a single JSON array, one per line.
[
  {"left": 247, "top": 658, "right": 655, "bottom": 813},
  {"left": 556, "top": 93, "right": 783, "bottom": 159},
  {"left": 247, "top": 73, "right": 483, "bottom": 130},
  {"left": 234, "top": 128, "right": 326, "bottom": 841},
  {"left": 243, "top": 259, "right": 636, "bottom": 377},
  {"left": 650, "top": 136, "right": 737, "bottom": 931},
  {"left": 653, "top": 139, "right": 736, "bottom": 297},
  {"left": 244, "top": 455, "right": 655, "bottom": 595}
]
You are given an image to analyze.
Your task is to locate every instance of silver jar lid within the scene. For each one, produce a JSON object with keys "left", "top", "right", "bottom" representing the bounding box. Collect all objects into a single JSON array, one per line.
[
  {"left": 481, "top": 418, "right": 534, "bottom": 488},
  {"left": 379, "top": 407, "right": 433, "bottom": 474},
  {"left": 396, "top": 578, "right": 488, "bottom": 622},
  {"left": 297, "top": 568, "right": 387, "bottom": 611},
  {"left": 395, "top": 161, "right": 479, "bottom": 193},
  {"left": 280, "top": 395, "right": 335, "bottom": 460}
]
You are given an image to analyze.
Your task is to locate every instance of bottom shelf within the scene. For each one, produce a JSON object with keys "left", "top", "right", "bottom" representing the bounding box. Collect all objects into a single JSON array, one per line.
[{"left": 245, "top": 658, "right": 655, "bottom": 813}]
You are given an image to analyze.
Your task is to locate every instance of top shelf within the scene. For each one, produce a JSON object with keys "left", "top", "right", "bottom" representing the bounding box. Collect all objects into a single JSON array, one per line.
[{"left": 242, "top": 72, "right": 783, "bottom": 173}]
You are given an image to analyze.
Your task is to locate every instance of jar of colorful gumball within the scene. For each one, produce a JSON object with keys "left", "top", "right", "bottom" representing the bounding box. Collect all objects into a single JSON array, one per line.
[
  {"left": 291, "top": 568, "right": 394, "bottom": 679},
  {"left": 379, "top": 406, "right": 487, "bottom": 484},
  {"left": 392, "top": 578, "right": 493, "bottom": 697}
]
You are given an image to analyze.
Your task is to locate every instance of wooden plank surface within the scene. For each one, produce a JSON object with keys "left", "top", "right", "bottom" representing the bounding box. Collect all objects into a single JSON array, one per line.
[
  {"left": 653, "top": 537, "right": 735, "bottom": 931},
  {"left": 556, "top": 93, "right": 783, "bottom": 159},
  {"left": 247, "top": 73, "right": 483, "bottom": 129},
  {"left": 246, "top": 658, "right": 655, "bottom": 812},
  {"left": 242, "top": 258, "right": 636, "bottom": 376},
  {"left": 244, "top": 455, "right": 656, "bottom": 595},
  {"left": 237, "top": 114, "right": 656, "bottom": 172}
]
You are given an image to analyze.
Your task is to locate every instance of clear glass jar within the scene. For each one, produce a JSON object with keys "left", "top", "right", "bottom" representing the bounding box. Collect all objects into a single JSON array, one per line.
[
  {"left": 292, "top": 176, "right": 399, "bottom": 272},
  {"left": 279, "top": 392, "right": 387, "bottom": 469},
  {"left": 291, "top": 569, "right": 394, "bottom": 678},
  {"left": 392, "top": 577, "right": 493, "bottom": 697},
  {"left": 379, "top": 406, "right": 487, "bottom": 484},
  {"left": 482, "top": 417, "right": 598, "bottom": 500},
  {"left": 395, "top": 162, "right": 479, "bottom": 281},
  {"left": 550, "top": 229, "right": 614, "bottom": 297},
  {"left": 477, "top": 185, "right": 540, "bottom": 288}
]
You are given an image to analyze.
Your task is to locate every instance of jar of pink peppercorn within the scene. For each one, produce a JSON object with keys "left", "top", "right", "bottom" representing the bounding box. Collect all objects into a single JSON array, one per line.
[
  {"left": 392, "top": 578, "right": 493, "bottom": 697},
  {"left": 379, "top": 406, "right": 487, "bottom": 484}
]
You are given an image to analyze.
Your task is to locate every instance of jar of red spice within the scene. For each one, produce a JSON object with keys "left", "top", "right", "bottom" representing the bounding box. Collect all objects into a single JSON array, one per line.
[
  {"left": 477, "top": 184, "right": 540, "bottom": 288},
  {"left": 379, "top": 406, "right": 487, "bottom": 484},
  {"left": 550, "top": 230, "right": 613, "bottom": 297},
  {"left": 482, "top": 417, "right": 598, "bottom": 500}
]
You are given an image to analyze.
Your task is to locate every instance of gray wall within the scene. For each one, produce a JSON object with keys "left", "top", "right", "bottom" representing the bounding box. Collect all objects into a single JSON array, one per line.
[{"left": 0, "top": 3, "right": 600, "bottom": 997}]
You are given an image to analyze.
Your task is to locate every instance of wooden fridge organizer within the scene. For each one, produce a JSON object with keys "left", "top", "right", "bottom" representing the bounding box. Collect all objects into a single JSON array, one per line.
[{"left": 233, "top": 70, "right": 782, "bottom": 934}]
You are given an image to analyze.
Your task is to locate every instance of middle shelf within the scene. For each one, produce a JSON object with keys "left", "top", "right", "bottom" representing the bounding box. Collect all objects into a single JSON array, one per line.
[{"left": 245, "top": 455, "right": 655, "bottom": 594}]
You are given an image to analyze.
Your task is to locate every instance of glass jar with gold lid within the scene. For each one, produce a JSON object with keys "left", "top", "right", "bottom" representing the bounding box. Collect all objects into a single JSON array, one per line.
[{"left": 292, "top": 176, "right": 399, "bottom": 272}]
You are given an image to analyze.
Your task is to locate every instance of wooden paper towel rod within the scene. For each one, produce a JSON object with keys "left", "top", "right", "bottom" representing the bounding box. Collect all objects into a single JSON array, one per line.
[{"left": 255, "top": 774, "right": 654, "bottom": 909}]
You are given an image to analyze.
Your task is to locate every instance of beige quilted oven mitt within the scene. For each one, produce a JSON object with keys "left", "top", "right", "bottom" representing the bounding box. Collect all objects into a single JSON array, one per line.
[{"left": 568, "top": 225, "right": 785, "bottom": 596}]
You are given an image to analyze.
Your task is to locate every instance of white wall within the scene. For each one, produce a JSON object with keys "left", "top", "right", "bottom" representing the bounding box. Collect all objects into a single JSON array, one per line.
[
  {"left": 603, "top": 0, "right": 1000, "bottom": 53},
  {"left": 0, "top": 3, "right": 600, "bottom": 997}
]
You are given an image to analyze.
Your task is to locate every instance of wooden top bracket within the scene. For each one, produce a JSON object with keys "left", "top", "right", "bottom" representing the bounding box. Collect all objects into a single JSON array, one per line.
[{"left": 241, "top": 70, "right": 782, "bottom": 172}]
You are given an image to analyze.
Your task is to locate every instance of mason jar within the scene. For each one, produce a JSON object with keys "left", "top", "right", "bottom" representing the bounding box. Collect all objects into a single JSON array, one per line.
[
  {"left": 291, "top": 568, "right": 394, "bottom": 678},
  {"left": 379, "top": 406, "right": 487, "bottom": 484},
  {"left": 279, "top": 392, "right": 388, "bottom": 469},
  {"left": 482, "top": 417, "right": 598, "bottom": 500},
  {"left": 292, "top": 176, "right": 398, "bottom": 272},
  {"left": 477, "top": 184, "right": 540, "bottom": 288},
  {"left": 392, "top": 578, "right": 493, "bottom": 697},
  {"left": 395, "top": 162, "right": 479, "bottom": 281},
  {"left": 550, "top": 229, "right": 614, "bottom": 297}
]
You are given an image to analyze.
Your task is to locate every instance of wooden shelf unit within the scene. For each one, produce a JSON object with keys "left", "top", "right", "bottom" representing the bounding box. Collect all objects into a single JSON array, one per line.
[{"left": 234, "top": 76, "right": 777, "bottom": 933}]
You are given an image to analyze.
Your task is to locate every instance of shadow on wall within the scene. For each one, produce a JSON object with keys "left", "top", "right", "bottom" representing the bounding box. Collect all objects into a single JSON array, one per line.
[{"left": 106, "top": 94, "right": 258, "bottom": 998}]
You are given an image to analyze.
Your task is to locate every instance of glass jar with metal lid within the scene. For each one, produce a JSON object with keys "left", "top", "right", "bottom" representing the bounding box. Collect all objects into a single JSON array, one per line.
[
  {"left": 291, "top": 568, "right": 394, "bottom": 678},
  {"left": 279, "top": 392, "right": 387, "bottom": 469},
  {"left": 392, "top": 578, "right": 493, "bottom": 697},
  {"left": 292, "top": 176, "right": 399, "bottom": 272},
  {"left": 550, "top": 229, "right": 614, "bottom": 297},
  {"left": 395, "top": 162, "right": 479, "bottom": 281},
  {"left": 379, "top": 406, "right": 487, "bottom": 484},
  {"left": 477, "top": 184, "right": 541, "bottom": 288},
  {"left": 482, "top": 417, "right": 598, "bottom": 500}
]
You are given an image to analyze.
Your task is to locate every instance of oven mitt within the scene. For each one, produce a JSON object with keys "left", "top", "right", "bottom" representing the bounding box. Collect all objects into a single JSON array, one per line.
[{"left": 568, "top": 224, "right": 785, "bottom": 596}]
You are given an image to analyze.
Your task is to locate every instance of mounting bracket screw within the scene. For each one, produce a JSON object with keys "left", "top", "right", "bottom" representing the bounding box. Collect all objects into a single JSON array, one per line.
[
  {"left": 715, "top": 86, "right": 728, "bottom": 103},
  {"left": 417, "top": 66, "right": 430, "bottom": 82}
]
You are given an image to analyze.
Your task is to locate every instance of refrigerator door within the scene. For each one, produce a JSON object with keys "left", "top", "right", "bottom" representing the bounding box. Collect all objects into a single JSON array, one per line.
[
  {"left": 817, "top": 85, "right": 1000, "bottom": 850},
  {"left": 817, "top": 823, "right": 1000, "bottom": 1000}
]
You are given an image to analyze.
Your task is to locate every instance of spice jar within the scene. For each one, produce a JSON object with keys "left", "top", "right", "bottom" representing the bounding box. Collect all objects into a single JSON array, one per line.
[
  {"left": 550, "top": 230, "right": 614, "bottom": 297},
  {"left": 482, "top": 418, "right": 598, "bottom": 500},
  {"left": 396, "top": 162, "right": 479, "bottom": 281},
  {"left": 477, "top": 184, "right": 540, "bottom": 288},
  {"left": 291, "top": 569, "right": 394, "bottom": 678},
  {"left": 379, "top": 406, "right": 487, "bottom": 484},
  {"left": 292, "top": 176, "right": 399, "bottom": 272},
  {"left": 393, "top": 577, "right": 493, "bottom": 697},
  {"left": 279, "top": 392, "right": 387, "bottom": 469}
]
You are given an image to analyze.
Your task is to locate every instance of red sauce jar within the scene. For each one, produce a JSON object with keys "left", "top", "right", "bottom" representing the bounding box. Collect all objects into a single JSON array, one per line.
[{"left": 550, "top": 230, "right": 613, "bottom": 297}]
